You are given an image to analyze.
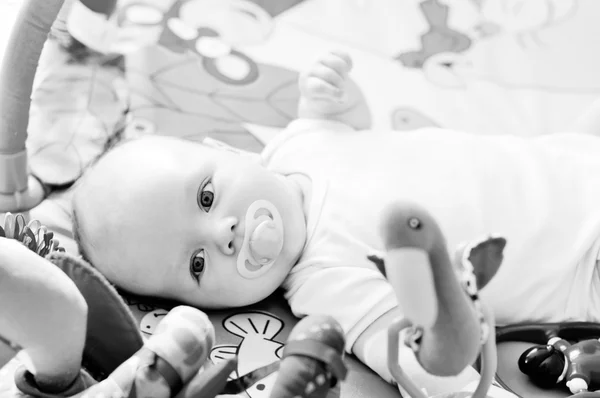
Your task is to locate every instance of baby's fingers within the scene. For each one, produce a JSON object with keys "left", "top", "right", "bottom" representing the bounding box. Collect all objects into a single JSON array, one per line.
[
  {"left": 301, "top": 75, "right": 344, "bottom": 102},
  {"left": 320, "top": 51, "right": 353, "bottom": 76},
  {"left": 307, "top": 62, "right": 346, "bottom": 90}
]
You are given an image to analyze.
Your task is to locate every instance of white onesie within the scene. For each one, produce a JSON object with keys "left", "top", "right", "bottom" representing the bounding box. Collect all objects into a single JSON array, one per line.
[{"left": 261, "top": 118, "right": 600, "bottom": 387}]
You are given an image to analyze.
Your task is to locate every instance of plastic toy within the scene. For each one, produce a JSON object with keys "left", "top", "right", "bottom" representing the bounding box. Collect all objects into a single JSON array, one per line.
[
  {"left": 270, "top": 314, "right": 348, "bottom": 397},
  {"left": 375, "top": 201, "right": 504, "bottom": 398},
  {"left": 514, "top": 324, "right": 600, "bottom": 396},
  {"left": 496, "top": 322, "right": 600, "bottom": 398}
]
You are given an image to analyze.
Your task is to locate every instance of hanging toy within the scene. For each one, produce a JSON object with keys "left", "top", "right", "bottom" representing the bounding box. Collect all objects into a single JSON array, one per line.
[
  {"left": 269, "top": 314, "right": 348, "bottom": 398},
  {"left": 374, "top": 201, "right": 504, "bottom": 398}
]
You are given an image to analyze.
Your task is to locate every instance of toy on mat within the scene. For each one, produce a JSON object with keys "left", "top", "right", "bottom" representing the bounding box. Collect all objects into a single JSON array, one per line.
[
  {"left": 270, "top": 314, "right": 348, "bottom": 398},
  {"left": 15, "top": 306, "right": 216, "bottom": 398},
  {"left": 216, "top": 314, "right": 347, "bottom": 398},
  {"left": 375, "top": 201, "right": 504, "bottom": 398},
  {"left": 0, "top": 213, "right": 235, "bottom": 398},
  {"left": 519, "top": 336, "right": 600, "bottom": 395}
]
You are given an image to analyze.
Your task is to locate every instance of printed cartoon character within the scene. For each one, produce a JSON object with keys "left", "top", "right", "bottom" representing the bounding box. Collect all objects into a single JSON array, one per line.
[
  {"left": 397, "top": 0, "right": 588, "bottom": 95},
  {"left": 67, "top": 0, "right": 371, "bottom": 154},
  {"left": 519, "top": 337, "right": 600, "bottom": 394},
  {"left": 140, "top": 309, "right": 169, "bottom": 338},
  {"left": 118, "top": 0, "right": 273, "bottom": 86},
  {"left": 394, "top": 0, "right": 478, "bottom": 89},
  {"left": 210, "top": 311, "right": 285, "bottom": 397},
  {"left": 476, "top": 0, "right": 578, "bottom": 46},
  {"left": 396, "top": 0, "right": 472, "bottom": 70}
]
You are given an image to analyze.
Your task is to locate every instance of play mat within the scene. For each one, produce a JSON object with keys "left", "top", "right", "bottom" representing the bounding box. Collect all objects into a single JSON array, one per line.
[{"left": 3, "top": 0, "right": 600, "bottom": 397}]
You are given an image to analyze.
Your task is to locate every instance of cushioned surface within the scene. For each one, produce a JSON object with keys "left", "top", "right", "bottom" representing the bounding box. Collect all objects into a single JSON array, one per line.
[
  {"left": 120, "top": 290, "right": 402, "bottom": 398},
  {"left": 47, "top": 252, "right": 143, "bottom": 380}
]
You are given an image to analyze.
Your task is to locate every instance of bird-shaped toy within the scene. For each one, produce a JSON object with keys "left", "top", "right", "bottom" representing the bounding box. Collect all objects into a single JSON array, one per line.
[
  {"left": 269, "top": 314, "right": 348, "bottom": 398},
  {"left": 375, "top": 201, "right": 505, "bottom": 398}
]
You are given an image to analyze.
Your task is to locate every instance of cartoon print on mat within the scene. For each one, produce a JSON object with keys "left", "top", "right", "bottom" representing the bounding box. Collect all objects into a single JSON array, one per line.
[
  {"left": 474, "top": 0, "right": 579, "bottom": 47},
  {"left": 210, "top": 311, "right": 285, "bottom": 397},
  {"left": 140, "top": 309, "right": 169, "bottom": 338},
  {"left": 399, "top": 0, "right": 591, "bottom": 92},
  {"left": 391, "top": 107, "right": 440, "bottom": 131},
  {"left": 119, "top": 0, "right": 273, "bottom": 86},
  {"left": 119, "top": 0, "right": 369, "bottom": 152},
  {"left": 396, "top": 0, "right": 472, "bottom": 70}
]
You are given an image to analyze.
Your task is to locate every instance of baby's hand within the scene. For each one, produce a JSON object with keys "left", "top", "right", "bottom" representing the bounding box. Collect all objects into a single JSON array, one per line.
[{"left": 298, "top": 51, "right": 353, "bottom": 119}]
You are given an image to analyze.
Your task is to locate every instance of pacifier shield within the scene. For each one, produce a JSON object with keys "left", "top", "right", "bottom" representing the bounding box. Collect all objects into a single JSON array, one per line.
[
  {"left": 237, "top": 200, "right": 284, "bottom": 279},
  {"left": 249, "top": 219, "right": 283, "bottom": 264}
]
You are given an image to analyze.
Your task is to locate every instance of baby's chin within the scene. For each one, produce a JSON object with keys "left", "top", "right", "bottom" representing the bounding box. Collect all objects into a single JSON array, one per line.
[
  {"left": 177, "top": 287, "right": 279, "bottom": 310},
  {"left": 175, "top": 273, "right": 288, "bottom": 310}
]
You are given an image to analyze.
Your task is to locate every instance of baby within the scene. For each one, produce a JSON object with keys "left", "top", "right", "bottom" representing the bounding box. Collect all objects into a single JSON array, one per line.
[{"left": 72, "top": 51, "right": 600, "bottom": 394}]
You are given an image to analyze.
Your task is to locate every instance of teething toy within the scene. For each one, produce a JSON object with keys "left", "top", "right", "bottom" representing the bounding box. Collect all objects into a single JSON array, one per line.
[
  {"left": 375, "top": 201, "right": 504, "bottom": 398},
  {"left": 270, "top": 314, "right": 348, "bottom": 398}
]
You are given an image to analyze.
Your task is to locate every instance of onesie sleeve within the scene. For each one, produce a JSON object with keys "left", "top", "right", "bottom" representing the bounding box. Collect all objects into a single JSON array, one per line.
[
  {"left": 284, "top": 265, "right": 397, "bottom": 354},
  {"left": 283, "top": 266, "right": 480, "bottom": 392},
  {"left": 284, "top": 118, "right": 355, "bottom": 135}
]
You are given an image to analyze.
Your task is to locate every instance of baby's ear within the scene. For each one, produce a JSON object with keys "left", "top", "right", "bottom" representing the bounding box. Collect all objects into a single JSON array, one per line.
[{"left": 202, "top": 137, "right": 263, "bottom": 164}]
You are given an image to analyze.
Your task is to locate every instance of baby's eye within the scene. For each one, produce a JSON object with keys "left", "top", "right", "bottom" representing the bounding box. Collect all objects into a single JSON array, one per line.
[
  {"left": 190, "top": 249, "right": 206, "bottom": 283},
  {"left": 198, "top": 181, "right": 214, "bottom": 212}
]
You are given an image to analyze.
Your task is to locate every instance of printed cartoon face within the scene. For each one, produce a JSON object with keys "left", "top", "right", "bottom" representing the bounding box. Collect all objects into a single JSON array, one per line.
[{"left": 114, "top": 0, "right": 273, "bottom": 85}]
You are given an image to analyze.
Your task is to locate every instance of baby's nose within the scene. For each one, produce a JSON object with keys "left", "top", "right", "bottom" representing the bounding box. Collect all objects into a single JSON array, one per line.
[{"left": 216, "top": 216, "right": 238, "bottom": 256}]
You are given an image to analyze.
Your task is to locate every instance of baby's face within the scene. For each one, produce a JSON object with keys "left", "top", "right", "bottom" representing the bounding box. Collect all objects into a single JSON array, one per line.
[{"left": 78, "top": 137, "right": 307, "bottom": 308}]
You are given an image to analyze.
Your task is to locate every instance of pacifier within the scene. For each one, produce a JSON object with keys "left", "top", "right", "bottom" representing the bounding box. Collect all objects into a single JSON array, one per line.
[{"left": 237, "top": 200, "right": 284, "bottom": 279}]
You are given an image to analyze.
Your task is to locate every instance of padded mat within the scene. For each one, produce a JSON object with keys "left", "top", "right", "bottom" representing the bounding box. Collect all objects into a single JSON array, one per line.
[{"left": 121, "top": 290, "right": 402, "bottom": 398}]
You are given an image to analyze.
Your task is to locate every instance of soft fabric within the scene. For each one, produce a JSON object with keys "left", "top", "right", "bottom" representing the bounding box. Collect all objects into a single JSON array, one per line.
[
  {"left": 47, "top": 252, "right": 143, "bottom": 380},
  {"left": 262, "top": 118, "right": 600, "bottom": 389}
]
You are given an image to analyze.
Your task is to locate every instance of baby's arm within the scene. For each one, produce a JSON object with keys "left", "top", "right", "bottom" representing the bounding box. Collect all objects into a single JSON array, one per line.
[
  {"left": 287, "top": 267, "right": 480, "bottom": 396},
  {"left": 353, "top": 307, "right": 480, "bottom": 395},
  {"left": 298, "top": 51, "right": 371, "bottom": 130}
]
